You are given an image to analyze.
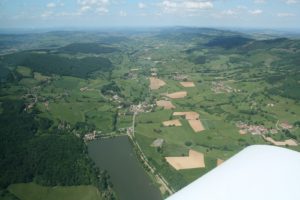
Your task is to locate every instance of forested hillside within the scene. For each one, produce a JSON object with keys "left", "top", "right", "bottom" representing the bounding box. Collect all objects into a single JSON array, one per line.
[
  {"left": 0, "top": 99, "right": 115, "bottom": 199},
  {"left": 0, "top": 52, "right": 113, "bottom": 78}
]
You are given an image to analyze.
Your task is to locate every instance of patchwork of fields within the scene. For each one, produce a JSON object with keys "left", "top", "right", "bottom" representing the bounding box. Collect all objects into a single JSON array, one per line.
[{"left": 0, "top": 28, "right": 300, "bottom": 199}]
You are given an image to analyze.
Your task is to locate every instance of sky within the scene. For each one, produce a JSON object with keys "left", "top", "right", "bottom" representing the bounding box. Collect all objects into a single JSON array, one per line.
[{"left": 0, "top": 0, "right": 299, "bottom": 29}]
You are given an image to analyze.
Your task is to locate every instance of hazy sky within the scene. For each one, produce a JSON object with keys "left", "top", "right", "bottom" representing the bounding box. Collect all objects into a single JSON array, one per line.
[{"left": 0, "top": 0, "right": 299, "bottom": 29}]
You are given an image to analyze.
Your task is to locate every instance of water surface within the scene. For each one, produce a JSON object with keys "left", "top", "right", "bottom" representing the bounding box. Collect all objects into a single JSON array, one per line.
[{"left": 88, "top": 136, "right": 162, "bottom": 200}]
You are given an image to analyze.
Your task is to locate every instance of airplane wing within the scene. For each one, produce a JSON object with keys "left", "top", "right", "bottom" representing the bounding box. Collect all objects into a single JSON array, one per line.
[{"left": 166, "top": 145, "right": 300, "bottom": 200}]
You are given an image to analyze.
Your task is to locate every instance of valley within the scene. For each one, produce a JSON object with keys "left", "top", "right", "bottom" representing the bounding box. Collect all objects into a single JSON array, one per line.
[{"left": 0, "top": 27, "right": 299, "bottom": 200}]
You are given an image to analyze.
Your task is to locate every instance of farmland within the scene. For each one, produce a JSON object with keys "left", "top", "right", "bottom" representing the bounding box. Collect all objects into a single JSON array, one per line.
[{"left": 0, "top": 27, "right": 300, "bottom": 199}]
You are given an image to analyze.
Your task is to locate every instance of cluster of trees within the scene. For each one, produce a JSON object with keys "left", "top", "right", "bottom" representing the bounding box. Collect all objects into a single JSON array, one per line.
[
  {"left": 1, "top": 52, "right": 113, "bottom": 79},
  {"left": 267, "top": 73, "right": 300, "bottom": 100},
  {"left": 101, "top": 81, "right": 121, "bottom": 96},
  {"left": 0, "top": 100, "right": 116, "bottom": 199},
  {"left": 189, "top": 55, "right": 206, "bottom": 65},
  {"left": 294, "top": 121, "right": 300, "bottom": 127},
  {"left": 74, "top": 122, "right": 96, "bottom": 136},
  {"left": 0, "top": 66, "right": 10, "bottom": 82},
  {"left": 283, "top": 129, "right": 298, "bottom": 140}
]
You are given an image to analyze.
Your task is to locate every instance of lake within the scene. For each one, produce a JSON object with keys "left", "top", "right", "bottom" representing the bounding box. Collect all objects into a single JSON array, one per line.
[{"left": 88, "top": 136, "right": 162, "bottom": 200}]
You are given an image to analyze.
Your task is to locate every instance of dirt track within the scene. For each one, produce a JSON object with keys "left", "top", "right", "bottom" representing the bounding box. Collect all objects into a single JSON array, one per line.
[{"left": 263, "top": 135, "right": 298, "bottom": 146}]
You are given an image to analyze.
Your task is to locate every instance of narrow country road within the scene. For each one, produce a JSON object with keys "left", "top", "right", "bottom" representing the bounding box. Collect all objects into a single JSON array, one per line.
[{"left": 128, "top": 112, "right": 175, "bottom": 195}]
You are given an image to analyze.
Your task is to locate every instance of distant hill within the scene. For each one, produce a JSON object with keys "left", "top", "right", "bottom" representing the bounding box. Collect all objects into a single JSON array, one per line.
[
  {"left": 0, "top": 52, "right": 113, "bottom": 78},
  {"left": 240, "top": 38, "right": 291, "bottom": 51},
  {"left": 0, "top": 32, "right": 129, "bottom": 54},
  {"left": 58, "top": 43, "right": 119, "bottom": 54},
  {"left": 205, "top": 36, "right": 253, "bottom": 49},
  {"left": 154, "top": 27, "right": 239, "bottom": 42}
]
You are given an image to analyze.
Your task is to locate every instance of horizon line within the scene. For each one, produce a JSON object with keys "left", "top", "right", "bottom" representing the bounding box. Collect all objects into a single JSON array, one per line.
[{"left": 0, "top": 26, "right": 300, "bottom": 34}]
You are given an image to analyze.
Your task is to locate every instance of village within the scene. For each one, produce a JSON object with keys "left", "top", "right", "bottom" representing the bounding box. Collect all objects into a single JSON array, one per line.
[{"left": 236, "top": 121, "right": 297, "bottom": 146}]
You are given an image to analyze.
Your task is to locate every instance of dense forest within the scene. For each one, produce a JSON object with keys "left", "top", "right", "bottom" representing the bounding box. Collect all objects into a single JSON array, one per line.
[
  {"left": 58, "top": 43, "right": 119, "bottom": 54},
  {"left": 0, "top": 52, "right": 113, "bottom": 78},
  {"left": 0, "top": 100, "right": 115, "bottom": 199}
]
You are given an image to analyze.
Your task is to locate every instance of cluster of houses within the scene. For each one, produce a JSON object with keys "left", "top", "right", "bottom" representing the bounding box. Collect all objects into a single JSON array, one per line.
[
  {"left": 211, "top": 81, "right": 239, "bottom": 94},
  {"left": 279, "top": 122, "right": 293, "bottom": 130},
  {"left": 84, "top": 131, "right": 96, "bottom": 142},
  {"left": 57, "top": 120, "right": 71, "bottom": 130},
  {"left": 236, "top": 121, "right": 277, "bottom": 135},
  {"left": 173, "top": 73, "right": 188, "bottom": 81},
  {"left": 236, "top": 121, "right": 294, "bottom": 135},
  {"left": 130, "top": 102, "right": 154, "bottom": 114}
]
